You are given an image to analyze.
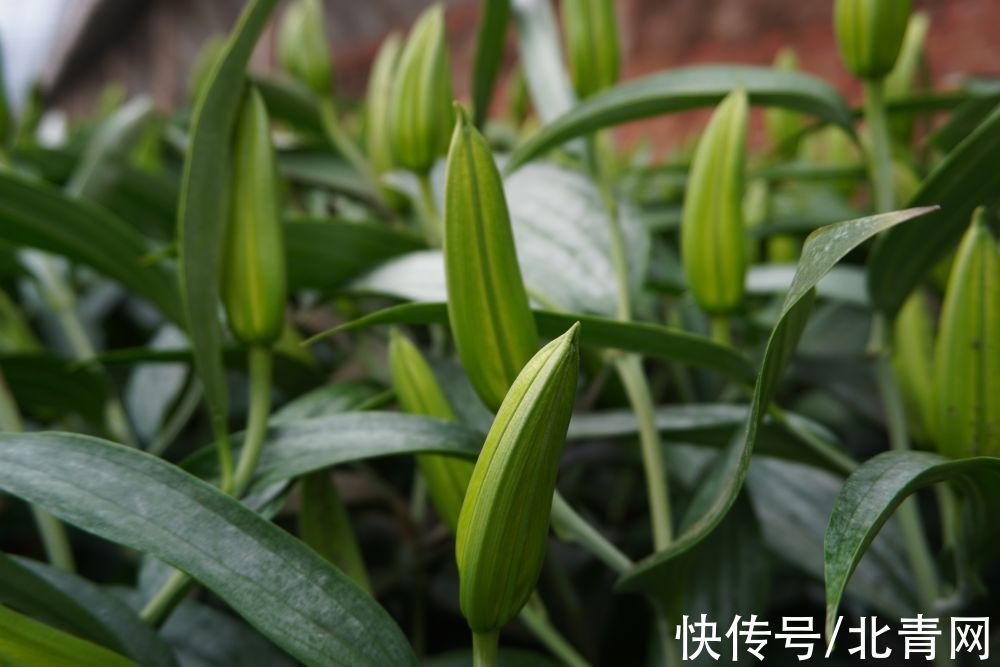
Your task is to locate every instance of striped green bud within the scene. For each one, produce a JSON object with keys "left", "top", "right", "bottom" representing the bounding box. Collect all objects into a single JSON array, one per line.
[
  {"left": 365, "top": 32, "right": 404, "bottom": 176},
  {"left": 456, "top": 323, "right": 580, "bottom": 633},
  {"left": 388, "top": 4, "right": 454, "bottom": 174},
  {"left": 561, "top": 0, "right": 620, "bottom": 99},
  {"left": 221, "top": 87, "right": 287, "bottom": 346},
  {"left": 834, "top": 0, "right": 911, "bottom": 80},
  {"left": 892, "top": 290, "right": 935, "bottom": 444},
  {"left": 277, "top": 0, "right": 333, "bottom": 95},
  {"left": 932, "top": 209, "right": 1000, "bottom": 458},
  {"left": 884, "top": 11, "right": 930, "bottom": 144},
  {"left": 680, "top": 87, "right": 748, "bottom": 314},
  {"left": 765, "top": 48, "right": 805, "bottom": 157},
  {"left": 388, "top": 329, "right": 474, "bottom": 532},
  {"left": 444, "top": 105, "right": 539, "bottom": 412}
]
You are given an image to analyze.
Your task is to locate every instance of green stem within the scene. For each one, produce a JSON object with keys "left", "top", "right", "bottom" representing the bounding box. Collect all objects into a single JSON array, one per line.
[
  {"left": 139, "top": 569, "right": 194, "bottom": 627},
  {"left": 416, "top": 171, "right": 442, "bottom": 247},
  {"left": 766, "top": 404, "right": 859, "bottom": 476},
  {"left": 472, "top": 631, "right": 499, "bottom": 667},
  {"left": 863, "top": 79, "right": 896, "bottom": 213},
  {"left": 147, "top": 379, "right": 203, "bottom": 457},
  {"left": 318, "top": 98, "right": 390, "bottom": 213},
  {"left": 231, "top": 346, "right": 273, "bottom": 498},
  {"left": 709, "top": 314, "right": 731, "bottom": 347},
  {"left": 551, "top": 492, "right": 632, "bottom": 574},
  {"left": 519, "top": 601, "right": 591, "bottom": 667},
  {"left": 0, "top": 368, "right": 76, "bottom": 572},
  {"left": 872, "top": 318, "right": 938, "bottom": 617}
]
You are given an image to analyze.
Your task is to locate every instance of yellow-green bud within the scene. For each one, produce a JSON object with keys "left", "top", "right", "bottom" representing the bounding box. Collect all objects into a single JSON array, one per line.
[
  {"left": 388, "top": 329, "right": 474, "bottom": 532},
  {"left": 834, "top": 0, "right": 912, "bottom": 80},
  {"left": 444, "top": 105, "right": 539, "bottom": 411},
  {"left": 680, "top": 87, "right": 748, "bottom": 314},
  {"left": 561, "top": 0, "right": 620, "bottom": 99},
  {"left": 277, "top": 0, "right": 333, "bottom": 95},
  {"left": 932, "top": 209, "right": 1000, "bottom": 458},
  {"left": 892, "top": 290, "right": 935, "bottom": 444},
  {"left": 884, "top": 11, "right": 930, "bottom": 144},
  {"left": 765, "top": 48, "right": 805, "bottom": 157},
  {"left": 365, "top": 32, "right": 403, "bottom": 176},
  {"left": 388, "top": 4, "right": 454, "bottom": 174},
  {"left": 456, "top": 323, "right": 580, "bottom": 633},
  {"left": 221, "top": 87, "right": 287, "bottom": 347}
]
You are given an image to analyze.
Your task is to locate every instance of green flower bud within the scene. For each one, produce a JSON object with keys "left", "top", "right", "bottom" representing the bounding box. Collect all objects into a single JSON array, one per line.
[
  {"left": 444, "top": 105, "right": 539, "bottom": 411},
  {"left": 834, "top": 0, "right": 912, "bottom": 80},
  {"left": 456, "top": 323, "right": 580, "bottom": 634},
  {"left": 221, "top": 87, "right": 287, "bottom": 347},
  {"left": 388, "top": 4, "right": 454, "bottom": 174},
  {"left": 892, "top": 290, "right": 935, "bottom": 444},
  {"left": 277, "top": 0, "right": 333, "bottom": 95},
  {"left": 885, "top": 11, "right": 930, "bottom": 144},
  {"left": 680, "top": 87, "right": 748, "bottom": 314},
  {"left": 765, "top": 48, "right": 805, "bottom": 157},
  {"left": 932, "top": 209, "right": 1000, "bottom": 458},
  {"left": 365, "top": 32, "right": 403, "bottom": 176},
  {"left": 561, "top": 0, "right": 620, "bottom": 99},
  {"left": 388, "top": 328, "right": 474, "bottom": 532}
]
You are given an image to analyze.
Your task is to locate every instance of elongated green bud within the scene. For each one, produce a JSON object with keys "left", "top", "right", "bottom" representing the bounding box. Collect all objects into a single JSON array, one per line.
[
  {"left": 680, "top": 87, "right": 748, "bottom": 314},
  {"left": 444, "top": 105, "right": 539, "bottom": 411},
  {"left": 456, "top": 323, "right": 580, "bottom": 633},
  {"left": 277, "top": 0, "right": 333, "bottom": 95},
  {"left": 561, "top": 0, "right": 620, "bottom": 99},
  {"left": 365, "top": 32, "right": 403, "bottom": 176},
  {"left": 388, "top": 4, "right": 454, "bottom": 173},
  {"left": 892, "top": 290, "right": 935, "bottom": 444},
  {"left": 884, "top": 11, "right": 930, "bottom": 144},
  {"left": 765, "top": 48, "right": 804, "bottom": 157},
  {"left": 932, "top": 210, "right": 1000, "bottom": 458},
  {"left": 388, "top": 329, "right": 474, "bottom": 532},
  {"left": 221, "top": 87, "right": 287, "bottom": 346},
  {"left": 834, "top": 0, "right": 911, "bottom": 80}
]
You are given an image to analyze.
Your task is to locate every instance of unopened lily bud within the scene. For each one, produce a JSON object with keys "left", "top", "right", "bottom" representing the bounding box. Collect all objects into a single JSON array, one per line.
[
  {"left": 388, "top": 329, "right": 474, "bottom": 532},
  {"left": 388, "top": 4, "right": 454, "bottom": 173},
  {"left": 444, "top": 105, "right": 539, "bottom": 411},
  {"left": 932, "top": 209, "right": 1000, "bottom": 458},
  {"left": 456, "top": 323, "right": 580, "bottom": 633},
  {"left": 885, "top": 11, "right": 930, "bottom": 144},
  {"left": 765, "top": 48, "right": 805, "bottom": 157},
  {"left": 834, "top": 0, "right": 912, "bottom": 80},
  {"left": 365, "top": 32, "right": 403, "bottom": 176},
  {"left": 892, "top": 290, "right": 935, "bottom": 444},
  {"left": 277, "top": 0, "right": 333, "bottom": 95},
  {"left": 561, "top": 0, "right": 620, "bottom": 99},
  {"left": 221, "top": 87, "right": 287, "bottom": 346},
  {"left": 680, "top": 87, "right": 748, "bottom": 314}
]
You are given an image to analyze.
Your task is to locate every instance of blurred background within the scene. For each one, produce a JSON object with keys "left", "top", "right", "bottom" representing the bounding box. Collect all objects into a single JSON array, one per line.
[{"left": 0, "top": 0, "right": 997, "bottom": 149}]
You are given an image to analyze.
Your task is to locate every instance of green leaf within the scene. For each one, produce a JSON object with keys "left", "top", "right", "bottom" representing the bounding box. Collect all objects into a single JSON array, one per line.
[
  {"left": 306, "top": 302, "right": 755, "bottom": 382},
  {"left": 824, "top": 451, "right": 1000, "bottom": 636},
  {"left": 0, "top": 353, "right": 109, "bottom": 427},
  {"left": 0, "top": 602, "right": 136, "bottom": 667},
  {"left": 0, "top": 171, "right": 182, "bottom": 322},
  {"left": 0, "top": 554, "right": 177, "bottom": 667},
  {"left": 616, "top": 206, "right": 936, "bottom": 593},
  {"left": 177, "top": 0, "right": 278, "bottom": 449},
  {"left": 868, "top": 100, "right": 1000, "bottom": 317},
  {"left": 508, "top": 65, "right": 855, "bottom": 170},
  {"left": 253, "top": 74, "right": 324, "bottom": 134},
  {"left": 0, "top": 432, "right": 418, "bottom": 666},
  {"left": 471, "top": 0, "right": 511, "bottom": 128}
]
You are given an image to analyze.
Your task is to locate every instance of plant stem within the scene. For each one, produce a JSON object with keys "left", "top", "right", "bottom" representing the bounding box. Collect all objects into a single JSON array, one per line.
[
  {"left": 139, "top": 569, "right": 194, "bottom": 627},
  {"left": 766, "top": 404, "right": 859, "bottom": 476},
  {"left": 147, "top": 379, "right": 203, "bottom": 457},
  {"left": 863, "top": 79, "right": 895, "bottom": 213},
  {"left": 550, "top": 492, "right": 633, "bottom": 575},
  {"left": 519, "top": 600, "right": 591, "bottom": 667},
  {"left": 0, "top": 368, "right": 76, "bottom": 572},
  {"left": 416, "top": 171, "right": 442, "bottom": 247},
  {"left": 318, "top": 98, "right": 391, "bottom": 214},
  {"left": 231, "top": 345, "right": 273, "bottom": 498},
  {"left": 472, "top": 631, "right": 499, "bottom": 667},
  {"left": 709, "top": 314, "right": 731, "bottom": 347}
]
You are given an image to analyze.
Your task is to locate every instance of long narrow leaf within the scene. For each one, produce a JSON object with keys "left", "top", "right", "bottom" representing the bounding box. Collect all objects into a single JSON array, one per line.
[
  {"left": 471, "top": 0, "right": 511, "bottom": 127},
  {"left": 0, "top": 602, "right": 136, "bottom": 667}
]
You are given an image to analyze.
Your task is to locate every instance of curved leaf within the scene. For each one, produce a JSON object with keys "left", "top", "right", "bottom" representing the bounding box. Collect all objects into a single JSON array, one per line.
[
  {"left": 0, "top": 432, "right": 418, "bottom": 666},
  {"left": 615, "top": 207, "right": 937, "bottom": 593},
  {"left": 306, "top": 302, "right": 756, "bottom": 382},
  {"left": 508, "top": 65, "right": 855, "bottom": 170},
  {"left": 0, "top": 171, "right": 181, "bottom": 322},
  {"left": 868, "top": 99, "right": 1000, "bottom": 317},
  {"left": 0, "top": 603, "right": 136, "bottom": 667},
  {"left": 177, "top": 0, "right": 278, "bottom": 448}
]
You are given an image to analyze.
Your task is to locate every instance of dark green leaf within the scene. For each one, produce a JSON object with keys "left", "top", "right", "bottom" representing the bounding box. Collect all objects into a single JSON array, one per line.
[
  {"left": 508, "top": 65, "right": 855, "bottom": 170},
  {"left": 0, "top": 432, "right": 418, "bottom": 666},
  {"left": 0, "top": 353, "right": 109, "bottom": 427}
]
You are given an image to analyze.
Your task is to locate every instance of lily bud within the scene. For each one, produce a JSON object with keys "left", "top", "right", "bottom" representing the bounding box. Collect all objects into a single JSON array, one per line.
[
  {"left": 444, "top": 105, "right": 539, "bottom": 411},
  {"left": 456, "top": 323, "right": 580, "bottom": 633},
  {"left": 765, "top": 48, "right": 805, "bottom": 157},
  {"left": 277, "top": 0, "right": 333, "bottom": 96},
  {"left": 221, "top": 87, "right": 287, "bottom": 346},
  {"left": 680, "top": 87, "right": 748, "bottom": 314},
  {"left": 365, "top": 32, "right": 403, "bottom": 176},
  {"left": 892, "top": 290, "right": 935, "bottom": 444},
  {"left": 932, "top": 209, "right": 1000, "bottom": 458},
  {"left": 834, "top": 0, "right": 912, "bottom": 80},
  {"left": 388, "top": 329, "right": 474, "bottom": 532},
  {"left": 885, "top": 11, "right": 930, "bottom": 144},
  {"left": 561, "top": 0, "right": 620, "bottom": 99},
  {"left": 388, "top": 4, "right": 454, "bottom": 174}
]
